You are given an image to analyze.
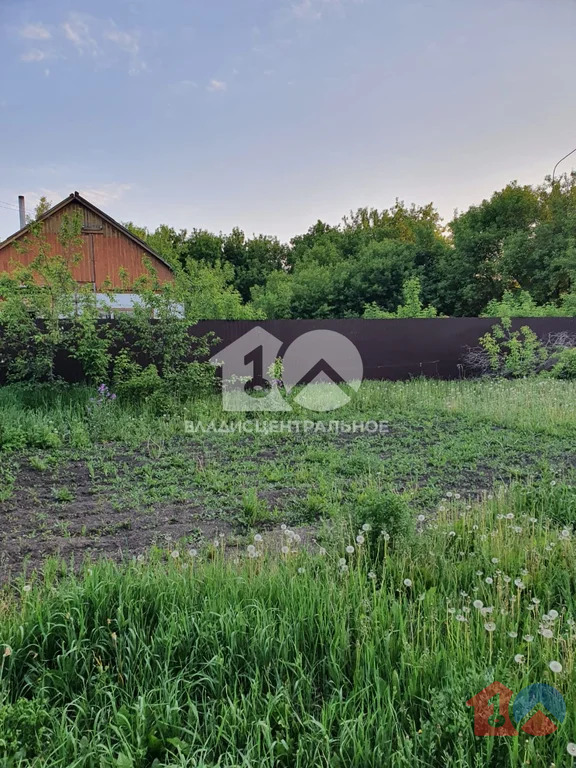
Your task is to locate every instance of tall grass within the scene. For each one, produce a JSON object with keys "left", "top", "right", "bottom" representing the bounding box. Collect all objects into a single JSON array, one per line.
[
  {"left": 2, "top": 378, "right": 576, "bottom": 451},
  {"left": 1, "top": 487, "right": 575, "bottom": 767}
]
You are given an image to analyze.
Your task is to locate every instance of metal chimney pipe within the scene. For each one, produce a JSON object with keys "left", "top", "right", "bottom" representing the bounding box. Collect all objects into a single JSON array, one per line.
[{"left": 18, "top": 196, "right": 26, "bottom": 228}]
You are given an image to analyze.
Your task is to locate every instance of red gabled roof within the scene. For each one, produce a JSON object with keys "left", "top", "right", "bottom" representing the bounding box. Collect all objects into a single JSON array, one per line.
[{"left": 0, "top": 191, "right": 174, "bottom": 274}]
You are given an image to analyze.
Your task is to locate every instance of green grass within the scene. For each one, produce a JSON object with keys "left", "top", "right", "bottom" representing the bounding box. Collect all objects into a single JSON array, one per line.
[
  {"left": 1, "top": 379, "right": 576, "bottom": 766},
  {"left": 1, "top": 489, "right": 576, "bottom": 767}
]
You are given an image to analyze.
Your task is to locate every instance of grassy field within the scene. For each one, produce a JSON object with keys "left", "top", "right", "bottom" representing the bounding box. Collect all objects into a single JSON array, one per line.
[{"left": 1, "top": 379, "right": 576, "bottom": 766}]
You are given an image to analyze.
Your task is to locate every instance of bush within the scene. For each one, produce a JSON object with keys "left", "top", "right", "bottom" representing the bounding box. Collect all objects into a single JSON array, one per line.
[
  {"left": 362, "top": 277, "right": 439, "bottom": 319},
  {"left": 113, "top": 353, "right": 164, "bottom": 404},
  {"left": 550, "top": 347, "right": 576, "bottom": 379},
  {"left": 353, "top": 487, "right": 414, "bottom": 567},
  {"left": 465, "top": 317, "right": 576, "bottom": 378}
]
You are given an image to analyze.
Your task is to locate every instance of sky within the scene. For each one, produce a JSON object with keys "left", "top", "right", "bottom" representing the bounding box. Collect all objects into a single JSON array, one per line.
[{"left": 1, "top": 0, "right": 576, "bottom": 243}]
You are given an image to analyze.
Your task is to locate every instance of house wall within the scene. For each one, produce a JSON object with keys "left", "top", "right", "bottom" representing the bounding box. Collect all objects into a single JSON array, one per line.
[{"left": 0, "top": 200, "right": 173, "bottom": 289}]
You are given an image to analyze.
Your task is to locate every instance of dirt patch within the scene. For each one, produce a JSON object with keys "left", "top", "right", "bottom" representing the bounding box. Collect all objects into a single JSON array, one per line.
[{"left": 0, "top": 459, "right": 232, "bottom": 582}]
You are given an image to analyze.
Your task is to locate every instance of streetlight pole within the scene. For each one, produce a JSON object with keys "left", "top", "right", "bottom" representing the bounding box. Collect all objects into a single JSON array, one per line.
[{"left": 552, "top": 146, "right": 576, "bottom": 183}]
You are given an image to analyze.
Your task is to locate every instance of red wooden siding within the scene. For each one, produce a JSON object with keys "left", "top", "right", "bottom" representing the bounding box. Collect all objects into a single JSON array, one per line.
[{"left": 0, "top": 199, "right": 173, "bottom": 289}]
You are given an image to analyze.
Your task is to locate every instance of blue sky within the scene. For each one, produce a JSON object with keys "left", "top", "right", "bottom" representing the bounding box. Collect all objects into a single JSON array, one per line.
[{"left": 1, "top": 0, "right": 576, "bottom": 242}]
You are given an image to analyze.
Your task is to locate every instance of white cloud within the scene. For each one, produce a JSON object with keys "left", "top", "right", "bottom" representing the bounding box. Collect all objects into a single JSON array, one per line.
[
  {"left": 291, "top": 0, "right": 322, "bottom": 20},
  {"left": 20, "top": 49, "right": 47, "bottom": 63},
  {"left": 20, "top": 184, "right": 133, "bottom": 213},
  {"left": 207, "top": 79, "right": 227, "bottom": 92},
  {"left": 62, "top": 13, "right": 100, "bottom": 57},
  {"left": 20, "top": 24, "right": 51, "bottom": 40},
  {"left": 60, "top": 13, "right": 145, "bottom": 74},
  {"left": 104, "top": 23, "right": 145, "bottom": 74},
  {"left": 80, "top": 183, "right": 133, "bottom": 205}
]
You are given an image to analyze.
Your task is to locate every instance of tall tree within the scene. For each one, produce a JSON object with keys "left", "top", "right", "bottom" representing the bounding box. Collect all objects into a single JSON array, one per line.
[{"left": 438, "top": 183, "right": 539, "bottom": 315}]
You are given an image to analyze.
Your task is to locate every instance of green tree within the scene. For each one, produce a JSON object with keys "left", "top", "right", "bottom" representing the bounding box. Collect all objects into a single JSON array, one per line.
[
  {"left": 499, "top": 174, "right": 576, "bottom": 303},
  {"left": 439, "top": 183, "right": 539, "bottom": 315}
]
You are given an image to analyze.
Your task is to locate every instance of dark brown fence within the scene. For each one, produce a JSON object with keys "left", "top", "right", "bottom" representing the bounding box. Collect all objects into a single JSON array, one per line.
[
  {"left": 4, "top": 317, "right": 576, "bottom": 384},
  {"left": 191, "top": 318, "right": 576, "bottom": 381}
]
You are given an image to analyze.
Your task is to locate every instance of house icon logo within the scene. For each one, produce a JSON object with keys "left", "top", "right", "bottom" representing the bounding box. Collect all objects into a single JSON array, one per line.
[
  {"left": 210, "top": 326, "right": 363, "bottom": 412},
  {"left": 467, "top": 681, "right": 565, "bottom": 737}
]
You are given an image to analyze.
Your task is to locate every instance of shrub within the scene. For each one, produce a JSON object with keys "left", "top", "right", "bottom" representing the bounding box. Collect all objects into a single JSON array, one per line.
[
  {"left": 113, "top": 353, "right": 164, "bottom": 404},
  {"left": 465, "top": 317, "right": 576, "bottom": 377},
  {"left": 550, "top": 347, "right": 576, "bottom": 380},
  {"left": 482, "top": 288, "right": 576, "bottom": 318},
  {"left": 362, "top": 277, "right": 439, "bottom": 319},
  {"left": 353, "top": 487, "right": 413, "bottom": 567}
]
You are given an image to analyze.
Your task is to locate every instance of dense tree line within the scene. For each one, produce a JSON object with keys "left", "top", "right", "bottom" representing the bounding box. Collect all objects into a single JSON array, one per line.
[{"left": 125, "top": 173, "right": 576, "bottom": 319}]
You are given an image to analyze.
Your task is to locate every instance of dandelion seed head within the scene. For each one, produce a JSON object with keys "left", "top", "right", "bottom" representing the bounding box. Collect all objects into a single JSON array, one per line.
[{"left": 549, "top": 660, "right": 563, "bottom": 673}]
